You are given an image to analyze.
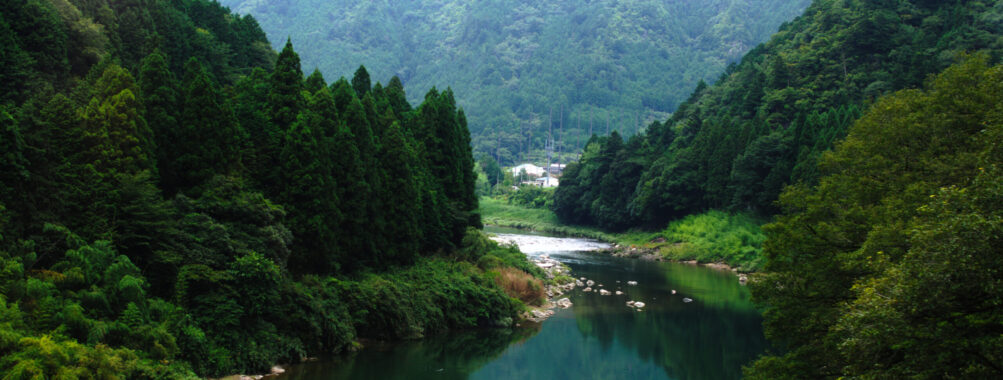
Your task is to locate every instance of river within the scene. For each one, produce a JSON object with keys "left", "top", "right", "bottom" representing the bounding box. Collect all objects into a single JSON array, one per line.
[{"left": 273, "top": 227, "right": 767, "bottom": 380}]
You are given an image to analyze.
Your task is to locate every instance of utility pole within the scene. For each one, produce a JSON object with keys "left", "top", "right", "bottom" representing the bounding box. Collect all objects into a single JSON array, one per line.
[
  {"left": 547, "top": 107, "right": 553, "bottom": 187},
  {"left": 576, "top": 114, "right": 580, "bottom": 155},
  {"left": 558, "top": 104, "right": 564, "bottom": 164}
]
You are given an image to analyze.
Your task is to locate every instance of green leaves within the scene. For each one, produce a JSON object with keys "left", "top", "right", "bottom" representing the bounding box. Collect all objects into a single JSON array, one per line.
[{"left": 748, "top": 55, "right": 1003, "bottom": 378}]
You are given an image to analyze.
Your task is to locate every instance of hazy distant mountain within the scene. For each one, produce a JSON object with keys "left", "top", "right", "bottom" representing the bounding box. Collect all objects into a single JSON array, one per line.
[{"left": 220, "top": 0, "right": 810, "bottom": 163}]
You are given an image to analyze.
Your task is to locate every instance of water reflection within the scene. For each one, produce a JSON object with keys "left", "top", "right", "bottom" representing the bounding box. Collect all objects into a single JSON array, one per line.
[
  {"left": 275, "top": 233, "right": 766, "bottom": 380},
  {"left": 277, "top": 327, "right": 540, "bottom": 380}
]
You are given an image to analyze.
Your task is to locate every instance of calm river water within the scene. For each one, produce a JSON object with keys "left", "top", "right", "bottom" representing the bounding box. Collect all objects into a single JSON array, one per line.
[{"left": 274, "top": 227, "right": 766, "bottom": 380}]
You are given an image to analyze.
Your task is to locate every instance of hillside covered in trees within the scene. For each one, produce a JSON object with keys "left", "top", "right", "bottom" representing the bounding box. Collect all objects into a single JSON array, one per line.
[
  {"left": 0, "top": 0, "right": 538, "bottom": 377},
  {"left": 218, "top": 0, "right": 811, "bottom": 164},
  {"left": 555, "top": 0, "right": 1003, "bottom": 230}
]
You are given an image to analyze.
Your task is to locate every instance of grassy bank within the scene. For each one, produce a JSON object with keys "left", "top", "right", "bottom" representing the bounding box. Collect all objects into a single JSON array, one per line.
[
  {"left": 478, "top": 197, "right": 767, "bottom": 271},
  {"left": 616, "top": 211, "right": 767, "bottom": 271},
  {"left": 477, "top": 197, "right": 616, "bottom": 241}
]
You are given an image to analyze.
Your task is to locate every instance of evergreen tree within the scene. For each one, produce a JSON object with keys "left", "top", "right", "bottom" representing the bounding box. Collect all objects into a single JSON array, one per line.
[
  {"left": 280, "top": 113, "right": 339, "bottom": 274},
  {"left": 330, "top": 77, "right": 354, "bottom": 115},
  {"left": 351, "top": 65, "right": 370, "bottom": 97},
  {"left": 376, "top": 122, "right": 420, "bottom": 264},
  {"left": 304, "top": 68, "right": 326, "bottom": 94},
  {"left": 0, "top": 15, "right": 32, "bottom": 105},
  {"left": 231, "top": 67, "right": 273, "bottom": 190},
  {"left": 384, "top": 75, "right": 411, "bottom": 116},
  {"left": 342, "top": 95, "right": 384, "bottom": 260},
  {"left": 454, "top": 107, "right": 479, "bottom": 225},
  {"left": 0, "top": 107, "right": 29, "bottom": 234},
  {"left": 8, "top": 0, "right": 69, "bottom": 85},
  {"left": 138, "top": 50, "right": 180, "bottom": 193},
  {"left": 79, "top": 64, "right": 153, "bottom": 176},
  {"left": 268, "top": 38, "right": 304, "bottom": 131},
  {"left": 177, "top": 57, "right": 243, "bottom": 193}
]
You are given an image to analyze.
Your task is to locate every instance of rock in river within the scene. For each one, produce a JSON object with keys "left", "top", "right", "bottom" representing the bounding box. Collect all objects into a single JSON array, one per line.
[{"left": 556, "top": 298, "right": 573, "bottom": 308}]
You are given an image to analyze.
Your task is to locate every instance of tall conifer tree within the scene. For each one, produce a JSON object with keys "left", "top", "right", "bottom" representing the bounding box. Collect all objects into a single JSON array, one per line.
[
  {"left": 280, "top": 112, "right": 339, "bottom": 273},
  {"left": 177, "top": 58, "right": 243, "bottom": 193},
  {"left": 139, "top": 50, "right": 180, "bottom": 193},
  {"left": 351, "top": 65, "right": 371, "bottom": 97},
  {"left": 269, "top": 39, "right": 304, "bottom": 131},
  {"left": 376, "top": 121, "right": 420, "bottom": 264}
]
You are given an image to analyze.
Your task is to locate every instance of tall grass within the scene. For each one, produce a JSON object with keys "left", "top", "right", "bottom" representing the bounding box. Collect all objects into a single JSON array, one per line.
[{"left": 492, "top": 268, "right": 545, "bottom": 306}]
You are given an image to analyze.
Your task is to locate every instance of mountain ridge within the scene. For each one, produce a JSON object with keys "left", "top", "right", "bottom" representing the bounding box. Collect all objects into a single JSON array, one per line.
[{"left": 218, "top": 0, "right": 811, "bottom": 162}]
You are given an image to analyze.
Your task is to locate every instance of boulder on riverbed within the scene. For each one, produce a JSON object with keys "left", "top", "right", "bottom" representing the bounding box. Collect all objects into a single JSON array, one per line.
[
  {"left": 526, "top": 309, "right": 555, "bottom": 322},
  {"left": 556, "top": 298, "right": 573, "bottom": 308},
  {"left": 586, "top": 280, "right": 595, "bottom": 287},
  {"left": 633, "top": 301, "right": 646, "bottom": 308},
  {"left": 627, "top": 281, "right": 638, "bottom": 286},
  {"left": 582, "top": 287, "right": 592, "bottom": 292},
  {"left": 599, "top": 289, "right": 611, "bottom": 295},
  {"left": 615, "top": 291, "right": 623, "bottom": 295}
]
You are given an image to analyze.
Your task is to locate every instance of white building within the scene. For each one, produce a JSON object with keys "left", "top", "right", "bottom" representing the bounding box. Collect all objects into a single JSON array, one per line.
[
  {"left": 510, "top": 163, "right": 546, "bottom": 177},
  {"left": 547, "top": 163, "right": 567, "bottom": 176}
]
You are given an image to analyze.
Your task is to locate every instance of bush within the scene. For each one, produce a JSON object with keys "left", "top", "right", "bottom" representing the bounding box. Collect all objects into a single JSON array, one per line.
[
  {"left": 656, "top": 211, "right": 766, "bottom": 270},
  {"left": 506, "top": 187, "right": 553, "bottom": 209},
  {"left": 477, "top": 254, "right": 504, "bottom": 270}
]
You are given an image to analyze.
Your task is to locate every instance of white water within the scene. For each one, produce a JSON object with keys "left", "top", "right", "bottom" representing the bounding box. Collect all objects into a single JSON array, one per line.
[{"left": 489, "top": 233, "right": 611, "bottom": 255}]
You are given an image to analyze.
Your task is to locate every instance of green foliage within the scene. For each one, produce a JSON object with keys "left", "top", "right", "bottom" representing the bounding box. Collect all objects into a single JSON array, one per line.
[
  {"left": 506, "top": 186, "right": 553, "bottom": 209},
  {"left": 747, "top": 55, "right": 1003, "bottom": 378},
  {"left": 331, "top": 257, "right": 520, "bottom": 340},
  {"left": 648, "top": 211, "right": 765, "bottom": 271}
]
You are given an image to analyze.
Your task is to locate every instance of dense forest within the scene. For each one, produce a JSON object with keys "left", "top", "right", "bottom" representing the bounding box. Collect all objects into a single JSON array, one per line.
[
  {"left": 218, "top": 0, "right": 811, "bottom": 164},
  {"left": 747, "top": 53, "right": 1003, "bottom": 379},
  {"left": 0, "top": 0, "right": 541, "bottom": 377},
  {"left": 554, "top": 0, "right": 1003, "bottom": 377},
  {"left": 555, "top": 0, "right": 1003, "bottom": 230}
]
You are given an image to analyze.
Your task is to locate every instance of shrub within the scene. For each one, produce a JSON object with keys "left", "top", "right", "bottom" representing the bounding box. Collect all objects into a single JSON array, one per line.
[{"left": 477, "top": 254, "right": 504, "bottom": 270}]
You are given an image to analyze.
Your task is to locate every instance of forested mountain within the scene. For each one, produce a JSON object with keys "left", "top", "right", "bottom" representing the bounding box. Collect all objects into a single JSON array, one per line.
[
  {"left": 218, "top": 0, "right": 811, "bottom": 164},
  {"left": 555, "top": 0, "right": 1003, "bottom": 230},
  {"left": 0, "top": 0, "right": 533, "bottom": 377}
]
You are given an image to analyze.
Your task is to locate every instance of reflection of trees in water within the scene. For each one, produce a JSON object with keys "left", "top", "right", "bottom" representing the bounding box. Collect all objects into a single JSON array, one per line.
[
  {"left": 278, "top": 327, "right": 541, "bottom": 380},
  {"left": 572, "top": 292, "right": 766, "bottom": 380}
]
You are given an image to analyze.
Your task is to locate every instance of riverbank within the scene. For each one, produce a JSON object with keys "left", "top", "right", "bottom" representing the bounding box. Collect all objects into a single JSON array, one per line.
[
  {"left": 478, "top": 197, "right": 617, "bottom": 241},
  {"left": 479, "top": 197, "right": 766, "bottom": 272}
]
